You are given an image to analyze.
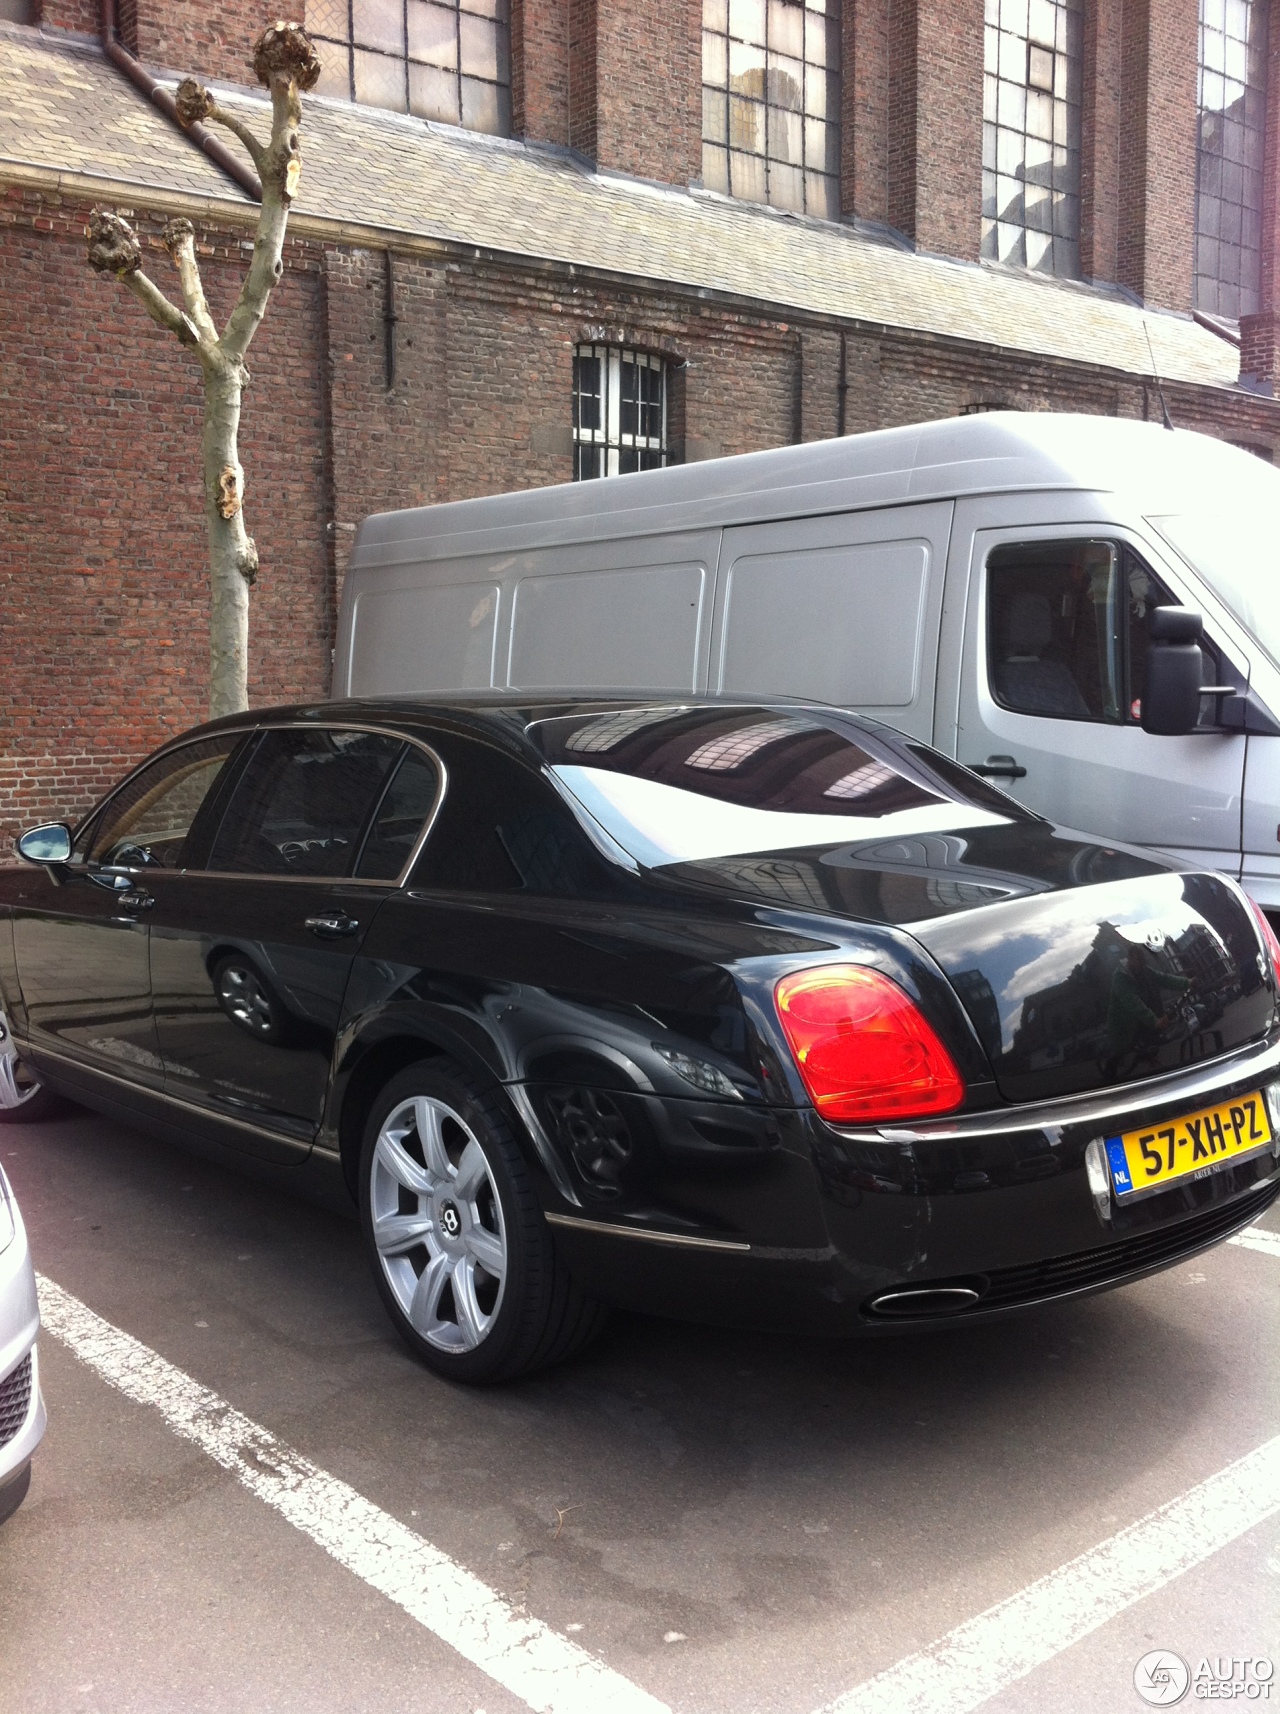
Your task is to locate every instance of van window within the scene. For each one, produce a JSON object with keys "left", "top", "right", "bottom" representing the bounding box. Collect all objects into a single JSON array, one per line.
[{"left": 986, "top": 540, "right": 1224, "bottom": 726}]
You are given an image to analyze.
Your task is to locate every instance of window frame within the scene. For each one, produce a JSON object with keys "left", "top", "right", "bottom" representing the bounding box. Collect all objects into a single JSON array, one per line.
[
  {"left": 572, "top": 345, "right": 669, "bottom": 481},
  {"left": 982, "top": 535, "right": 1235, "bottom": 731},
  {"left": 71, "top": 733, "right": 250, "bottom": 873},
  {"left": 306, "top": 0, "right": 512, "bottom": 136},
  {"left": 700, "top": 0, "right": 842, "bottom": 220},
  {"left": 1193, "top": 0, "right": 1267, "bottom": 320},
  {"left": 981, "top": 0, "right": 1084, "bottom": 278},
  {"left": 77, "top": 725, "right": 448, "bottom": 888}
]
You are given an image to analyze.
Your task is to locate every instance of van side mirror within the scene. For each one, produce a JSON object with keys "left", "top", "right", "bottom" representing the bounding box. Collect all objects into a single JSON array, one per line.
[
  {"left": 1141, "top": 607, "right": 1205, "bottom": 736},
  {"left": 16, "top": 823, "right": 73, "bottom": 865}
]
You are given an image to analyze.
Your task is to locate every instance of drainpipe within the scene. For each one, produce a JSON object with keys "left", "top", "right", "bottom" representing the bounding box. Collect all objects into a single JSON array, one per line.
[{"left": 99, "top": 0, "right": 262, "bottom": 202}]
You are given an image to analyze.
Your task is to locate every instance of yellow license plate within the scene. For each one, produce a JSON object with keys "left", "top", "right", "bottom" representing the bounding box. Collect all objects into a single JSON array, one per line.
[{"left": 1106, "top": 1090, "right": 1273, "bottom": 1199}]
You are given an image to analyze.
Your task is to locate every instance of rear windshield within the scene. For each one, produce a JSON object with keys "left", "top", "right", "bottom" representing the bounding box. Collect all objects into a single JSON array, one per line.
[{"left": 527, "top": 706, "right": 1026, "bottom": 868}]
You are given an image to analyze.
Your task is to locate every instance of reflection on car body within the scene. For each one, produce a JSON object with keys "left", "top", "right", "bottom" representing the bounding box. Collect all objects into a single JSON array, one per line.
[{"left": 1, "top": 696, "right": 1278, "bottom": 1383}]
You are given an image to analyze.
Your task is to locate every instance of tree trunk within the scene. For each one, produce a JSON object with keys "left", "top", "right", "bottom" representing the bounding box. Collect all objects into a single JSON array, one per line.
[
  {"left": 88, "top": 23, "right": 320, "bottom": 720},
  {"left": 202, "top": 359, "right": 254, "bottom": 718}
]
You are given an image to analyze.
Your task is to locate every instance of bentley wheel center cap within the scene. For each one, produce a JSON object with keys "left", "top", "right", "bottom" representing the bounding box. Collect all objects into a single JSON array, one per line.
[{"left": 439, "top": 1200, "right": 462, "bottom": 1240}]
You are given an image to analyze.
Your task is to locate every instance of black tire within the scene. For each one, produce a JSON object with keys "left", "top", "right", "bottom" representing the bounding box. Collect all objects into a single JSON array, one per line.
[
  {"left": 358, "top": 1060, "right": 607, "bottom": 1384},
  {"left": 0, "top": 1462, "right": 30, "bottom": 1525},
  {"left": 0, "top": 1046, "right": 64, "bottom": 1125}
]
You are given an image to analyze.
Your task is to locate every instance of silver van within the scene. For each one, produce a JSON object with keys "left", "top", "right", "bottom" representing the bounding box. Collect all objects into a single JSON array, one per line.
[{"left": 333, "top": 412, "right": 1280, "bottom": 917}]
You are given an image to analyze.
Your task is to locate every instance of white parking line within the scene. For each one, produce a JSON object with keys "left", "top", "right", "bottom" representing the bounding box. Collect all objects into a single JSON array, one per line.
[
  {"left": 815, "top": 1434, "right": 1280, "bottom": 1714},
  {"left": 1229, "top": 1224, "right": 1280, "bottom": 1259},
  {"left": 35, "top": 1275, "right": 670, "bottom": 1714}
]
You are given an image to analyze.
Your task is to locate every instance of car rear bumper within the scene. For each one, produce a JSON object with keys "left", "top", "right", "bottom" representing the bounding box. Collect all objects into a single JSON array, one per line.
[{"left": 539, "top": 1032, "right": 1280, "bottom": 1335}]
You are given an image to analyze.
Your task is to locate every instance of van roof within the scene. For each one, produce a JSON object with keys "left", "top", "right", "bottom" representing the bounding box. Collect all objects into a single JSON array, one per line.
[{"left": 349, "top": 411, "right": 1267, "bottom": 568}]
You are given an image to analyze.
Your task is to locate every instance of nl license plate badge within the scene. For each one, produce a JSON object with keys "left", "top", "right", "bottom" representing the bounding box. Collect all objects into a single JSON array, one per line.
[{"left": 1105, "top": 1089, "right": 1274, "bottom": 1201}]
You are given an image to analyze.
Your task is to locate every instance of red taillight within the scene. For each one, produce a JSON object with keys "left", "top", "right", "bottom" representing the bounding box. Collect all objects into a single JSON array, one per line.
[
  {"left": 1248, "top": 898, "right": 1280, "bottom": 981},
  {"left": 773, "top": 964, "right": 965, "bottom": 1125}
]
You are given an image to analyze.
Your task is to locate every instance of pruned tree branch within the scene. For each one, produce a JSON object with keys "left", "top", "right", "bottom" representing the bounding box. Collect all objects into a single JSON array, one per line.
[
  {"left": 175, "top": 76, "right": 267, "bottom": 173},
  {"left": 221, "top": 23, "right": 320, "bottom": 363},
  {"left": 86, "top": 24, "right": 319, "bottom": 719},
  {"left": 87, "top": 210, "right": 200, "bottom": 347},
  {"left": 161, "top": 217, "right": 219, "bottom": 351}
]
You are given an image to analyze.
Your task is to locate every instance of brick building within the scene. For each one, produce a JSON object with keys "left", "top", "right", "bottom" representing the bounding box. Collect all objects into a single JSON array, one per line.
[{"left": 1, "top": 0, "right": 1279, "bottom": 841}]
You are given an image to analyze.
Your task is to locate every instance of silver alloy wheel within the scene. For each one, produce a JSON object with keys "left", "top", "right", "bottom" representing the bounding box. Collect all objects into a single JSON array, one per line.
[
  {"left": 216, "top": 963, "right": 275, "bottom": 1036},
  {"left": 369, "top": 1095, "right": 508, "bottom": 1353},
  {"left": 0, "top": 1013, "right": 41, "bottom": 1111}
]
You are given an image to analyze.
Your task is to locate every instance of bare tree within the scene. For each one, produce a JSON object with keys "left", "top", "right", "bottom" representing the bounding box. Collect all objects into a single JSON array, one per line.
[{"left": 87, "top": 23, "right": 320, "bottom": 719}]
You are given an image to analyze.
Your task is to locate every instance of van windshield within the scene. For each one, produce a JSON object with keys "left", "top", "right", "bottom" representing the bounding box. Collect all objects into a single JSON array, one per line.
[
  {"left": 1152, "top": 476, "right": 1280, "bottom": 670},
  {"left": 530, "top": 706, "right": 1020, "bottom": 869}
]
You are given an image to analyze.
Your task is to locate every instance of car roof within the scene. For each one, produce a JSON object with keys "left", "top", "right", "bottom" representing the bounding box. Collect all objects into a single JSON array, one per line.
[{"left": 179, "top": 692, "right": 859, "bottom": 751}]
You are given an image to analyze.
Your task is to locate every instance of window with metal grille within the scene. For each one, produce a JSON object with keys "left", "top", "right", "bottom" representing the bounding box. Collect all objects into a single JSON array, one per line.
[
  {"left": 1195, "top": 0, "right": 1268, "bottom": 319},
  {"left": 305, "top": 0, "right": 511, "bottom": 136},
  {"left": 572, "top": 347, "right": 668, "bottom": 481},
  {"left": 700, "top": 0, "right": 841, "bottom": 220},
  {"left": 981, "top": 0, "right": 1083, "bottom": 277}
]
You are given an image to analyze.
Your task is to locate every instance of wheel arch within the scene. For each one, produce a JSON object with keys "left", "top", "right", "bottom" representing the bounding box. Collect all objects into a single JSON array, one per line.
[{"left": 334, "top": 1028, "right": 557, "bottom": 1203}]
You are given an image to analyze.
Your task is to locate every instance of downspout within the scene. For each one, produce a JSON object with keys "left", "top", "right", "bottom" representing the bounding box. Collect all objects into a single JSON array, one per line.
[{"left": 99, "top": 0, "right": 263, "bottom": 202}]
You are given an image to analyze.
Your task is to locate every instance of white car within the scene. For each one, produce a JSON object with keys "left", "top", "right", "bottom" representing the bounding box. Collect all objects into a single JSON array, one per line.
[{"left": 0, "top": 1157, "right": 45, "bottom": 1524}]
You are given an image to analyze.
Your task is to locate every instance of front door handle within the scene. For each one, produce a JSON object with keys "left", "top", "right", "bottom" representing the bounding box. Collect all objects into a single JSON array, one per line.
[
  {"left": 966, "top": 754, "right": 1028, "bottom": 779},
  {"left": 304, "top": 914, "right": 360, "bottom": 938}
]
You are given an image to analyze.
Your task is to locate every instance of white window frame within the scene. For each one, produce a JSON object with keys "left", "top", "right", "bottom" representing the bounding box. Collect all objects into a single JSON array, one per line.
[{"left": 572, "top": 346, "right": 668, "bottom": 481}]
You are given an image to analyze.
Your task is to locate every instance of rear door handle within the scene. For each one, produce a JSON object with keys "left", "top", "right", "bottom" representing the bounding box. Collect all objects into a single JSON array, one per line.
[
  {"left": 304, "top": 914, "right": 360, "bottom": 938},
  {"left": 966, "top": 755, "right": 1027, "bottom": 779}
]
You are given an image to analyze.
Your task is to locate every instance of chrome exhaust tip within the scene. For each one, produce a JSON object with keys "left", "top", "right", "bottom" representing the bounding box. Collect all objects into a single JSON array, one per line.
[{"left": 867, "top": 1285, "right": 983, "bottom": 1317}]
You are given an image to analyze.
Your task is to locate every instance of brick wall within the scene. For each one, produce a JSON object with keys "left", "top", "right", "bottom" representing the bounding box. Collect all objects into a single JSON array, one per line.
[
  {"left": 35, "top": 0, "right": 99, "bottom": 34},
  {"left": 1117, "top": 0, "right": 1198, "bottom": 310},
  {"left": 125, "top": 0, "right": 304, "bottom": 82},
  {"left": 1080, "top": 0, "right": 1122, "bottom": 284},
  {"left": 592, "top": 0, "right": 700, "bottom": 184},
  {"left": 843, "top": 0, "right": 889, "bottom": 223},
  {"left": 886, "top": 0, "right": 984, "bottom": 258},
  {"left": 0, "top": 187, "right": 330, "bottom": 845},
  {"left": 512, "top": 0, "right": 570, "bottom": 147},
  {"left": 1241, "top": 0, "right": 1280, "bottom": 384},
  {"left": 566, "top": 0, "right": 596, "bottom": 159}
]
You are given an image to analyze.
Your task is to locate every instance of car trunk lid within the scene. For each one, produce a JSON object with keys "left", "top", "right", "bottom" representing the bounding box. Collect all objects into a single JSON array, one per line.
[{"left": 910, "top": 871, "right": 1273, "bottom": 1103}]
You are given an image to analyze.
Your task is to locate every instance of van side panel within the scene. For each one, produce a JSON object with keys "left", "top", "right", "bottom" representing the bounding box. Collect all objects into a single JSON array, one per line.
[
  {"left": 708, "top": 501, "right": 954, "bottom": 739},
  {"left": 507, "top": 561, "right": 707, "bottom": 692},
  {"left": 347, "top": 581, "right": 500, "bottom": 697}
]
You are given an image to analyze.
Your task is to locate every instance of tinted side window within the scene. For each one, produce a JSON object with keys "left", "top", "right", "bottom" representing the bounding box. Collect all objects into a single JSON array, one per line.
[
  {"left": 987, "top": 540, "right": 1121, "bottom": 722},
  {"left": 411, "top": 738, "right": 602, "bottom": 895},
  {"left": 988, "top": 541, "right": 1227, "bottom": 729},
  {"left": 355, "top": 747, "right": 441, "bottom": 880},
  {"left": 208, "top": 729, "right": 402, "bottom": 877},
  {"left": 89, "top": 736, "right": 241, "bottom": 869}
]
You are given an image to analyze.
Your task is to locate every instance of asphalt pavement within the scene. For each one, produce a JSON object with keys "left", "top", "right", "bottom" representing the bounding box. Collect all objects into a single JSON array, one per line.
[{"left": 0, "top": 1101, "right": 1276, "bottom": 1714}]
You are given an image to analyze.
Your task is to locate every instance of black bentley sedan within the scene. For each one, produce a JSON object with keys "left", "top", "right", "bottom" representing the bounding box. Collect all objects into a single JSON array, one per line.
[{"left": 2, "top": 698, "right": 1278, "bottom": 1382}]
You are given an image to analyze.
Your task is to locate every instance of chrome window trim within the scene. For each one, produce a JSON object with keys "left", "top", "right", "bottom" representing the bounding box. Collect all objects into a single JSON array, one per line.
[
  {"left": 28, "top": 1041, "right": 304, "bottom": 1148},
  {"left": 68, "top": 729, "right": 249, "bottom": 868},
  {"left": 86, "top": 721, "right": 448, "bottom": 891}
]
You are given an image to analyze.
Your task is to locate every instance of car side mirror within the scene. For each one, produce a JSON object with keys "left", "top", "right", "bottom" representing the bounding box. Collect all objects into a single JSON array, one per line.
[
  {"left": 1141, "top": 607, "right": 1205, "bottom": 736},
  {"left": 16, "top": 823, "right": 73, "bottom": 865}
]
